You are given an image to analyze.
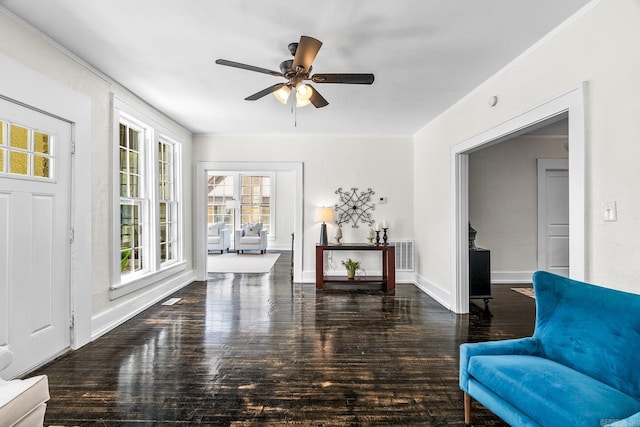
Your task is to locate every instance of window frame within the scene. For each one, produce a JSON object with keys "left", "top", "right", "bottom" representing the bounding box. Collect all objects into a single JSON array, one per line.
[
  {"left": 206, "top": 172, "right": 276, "bottom": 239},
  {"left": 111, "top": 97, "right": 185, "bottom": 299}
]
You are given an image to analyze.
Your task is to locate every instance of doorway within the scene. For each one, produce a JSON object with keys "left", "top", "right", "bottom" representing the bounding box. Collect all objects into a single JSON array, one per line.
[
  {"left": 0, "top": 98, "right": 72, "bottom": 378},
  {"left": 451, "top": 83, "right": 586, "bottom": 314},
  {"left": 196, "top": 162, "right": 303, "bottom": 282}
]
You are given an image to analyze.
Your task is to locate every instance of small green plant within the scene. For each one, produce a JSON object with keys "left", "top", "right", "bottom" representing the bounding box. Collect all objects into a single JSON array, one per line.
[
  {"left": 342, "top": 258, "right": 360, "bottom": 279},
  {"left": 341, "top": 258, "right": 361, "bottom": 271}
]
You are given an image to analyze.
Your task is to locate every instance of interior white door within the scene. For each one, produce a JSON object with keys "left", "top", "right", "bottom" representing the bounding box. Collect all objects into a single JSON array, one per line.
[
  {"left": 537, "top": 159, "right": 569, "bottom": 277},
  {"left": 0, "top": 97, "right": 72, "bottom": 378}
]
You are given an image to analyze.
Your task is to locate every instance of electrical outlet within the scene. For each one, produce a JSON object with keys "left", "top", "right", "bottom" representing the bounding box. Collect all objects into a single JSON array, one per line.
[{"left": 603, "top": 201, "right": 617, "bottom": 222}]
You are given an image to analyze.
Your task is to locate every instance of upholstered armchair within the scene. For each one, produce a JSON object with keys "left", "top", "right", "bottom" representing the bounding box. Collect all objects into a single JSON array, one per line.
[
  {"left": 235, "top": 223, "right": 268, "bottom": 254},
  {"left": 207, "top": 223, "right": 230, "bottom": 254},
  {"left": 0, "top": 345, "right": 50, "bottom": 426}
]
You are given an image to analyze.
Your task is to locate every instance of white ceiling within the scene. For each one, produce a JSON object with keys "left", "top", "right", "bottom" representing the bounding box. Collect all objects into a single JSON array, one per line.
[{"left": 0, "top": 0, "right": 592, "bottom": 136}]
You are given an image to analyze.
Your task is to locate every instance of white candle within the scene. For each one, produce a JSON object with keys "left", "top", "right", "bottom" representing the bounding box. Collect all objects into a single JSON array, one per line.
[
  {"left": 383, "top": 220, "right": 388, "bottom": 228},
  {"left": 375, "top": 223, "right": 380, "bottom": 231}
]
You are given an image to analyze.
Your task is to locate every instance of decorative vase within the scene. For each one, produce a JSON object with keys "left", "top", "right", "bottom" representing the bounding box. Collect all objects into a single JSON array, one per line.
[{"left": 347, "top": 269, "right": 356, "bottom": 279}]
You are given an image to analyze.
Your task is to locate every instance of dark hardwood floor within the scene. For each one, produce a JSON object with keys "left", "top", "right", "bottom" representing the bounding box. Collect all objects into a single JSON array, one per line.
[{"left": 32, "top": 252, "right": 535, "bottom": 426}]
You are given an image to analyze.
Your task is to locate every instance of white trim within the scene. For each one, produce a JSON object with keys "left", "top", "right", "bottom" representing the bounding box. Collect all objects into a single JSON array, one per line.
[
  {"left": 110, "top": 261, "right": 187, "bottom": 299},
  {"left": 414, "top": 273, "right": 452, "bottom": 311},
  {"left": 491, "top": 271, "right": 535, "bottom": 284},
  {"left": 451, "top": 82, "right": 587, "bottom": 314},
  {"left": 0, "top": 51, "right": 92, "bottom": 349},
  {"left": 93, "top": 269, "right": 195, "bottom": 340},
  {"left": 196, "top": 161, "right": 304, "bottom": 282}
]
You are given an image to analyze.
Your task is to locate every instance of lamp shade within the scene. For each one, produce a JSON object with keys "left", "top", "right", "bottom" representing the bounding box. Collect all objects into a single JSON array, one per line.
[
  {"left": 314, "top": 207, "right": 334, "bottom": 223},
  {"left": 225, "top": 200, "right": 240, "bottom": 210}
]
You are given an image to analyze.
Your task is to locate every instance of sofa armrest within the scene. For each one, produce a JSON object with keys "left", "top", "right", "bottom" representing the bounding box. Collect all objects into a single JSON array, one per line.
[
  {"left": 604, "top": 412, "right": 640, "bottom": 426},
  {"left": 459, "top": 337, "right": 541, "bottom": 391},
  {"left": 235, "top": 229, "right": 244, "bottom": 242},
  {"left": 259, "top": 229, "right": 268, "bottom": 245},
  {"left": 221, "top": 228, "right": 230, "bottom": 248}
]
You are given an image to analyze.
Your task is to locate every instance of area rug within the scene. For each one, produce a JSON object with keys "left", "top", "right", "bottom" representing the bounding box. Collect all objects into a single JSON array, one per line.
[
  {"left": 207, "top": 252, "right": 280, "bottom": 273},
  {"left": 511, "top": 287, "right": 535, "bottom": 299}
]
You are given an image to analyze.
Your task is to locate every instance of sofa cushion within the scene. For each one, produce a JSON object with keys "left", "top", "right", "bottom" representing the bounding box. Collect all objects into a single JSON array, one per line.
[
  {"left": 468, "top": 354, "right": 640, "bottom": 426},
  {"left": 0, "top": 375, "right": 49, "bottom": 426},
  {"left": 208, "top": 236, "right": 221, "bottom": 245},
  {"left": 244, "top": 223, "right": 262, "bottom": 236},
  {"left": 239, "top": 236, "right": 261, "bottom": 245}
]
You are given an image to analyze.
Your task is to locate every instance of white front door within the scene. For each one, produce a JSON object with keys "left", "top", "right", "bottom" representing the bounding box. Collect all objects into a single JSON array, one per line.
[
  {"left": 0, "top": 97, "right": 72, "bottom": 378},
  {"left": 537, "top": 159, "right": 569, "bottom": 277}
]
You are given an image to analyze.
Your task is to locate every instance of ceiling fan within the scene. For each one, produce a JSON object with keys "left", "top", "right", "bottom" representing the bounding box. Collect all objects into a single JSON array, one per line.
[{"left": 215, "top": 35, "right": 374, "bottom": 108}]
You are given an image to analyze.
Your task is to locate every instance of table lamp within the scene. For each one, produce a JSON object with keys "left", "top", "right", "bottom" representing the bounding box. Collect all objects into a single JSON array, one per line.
[{"left": 314, "top": 207, "right": 334, "bottom": 246}]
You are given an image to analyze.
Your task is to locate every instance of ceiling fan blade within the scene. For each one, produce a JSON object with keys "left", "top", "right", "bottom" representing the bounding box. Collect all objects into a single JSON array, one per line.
[
  {"left": 293, "top": 36, "right": 322, "bottom": 73},
  {"left": 308, "top": 85, "right": 329, "bottom": 108},
  {"left": 311, "top": 73, "right": 375, "bottom": 85},
  {"left": 215, "top": 59, "right": 283, "bottom": 77},
  {"left": 245, "top": 83, "right": 286, "bottom": 101}
]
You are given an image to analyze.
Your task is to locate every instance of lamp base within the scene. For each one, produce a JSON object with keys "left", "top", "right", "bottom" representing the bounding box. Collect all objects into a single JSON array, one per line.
[{"left": 319, "top": 223, "right": 328, "bottom": 246}]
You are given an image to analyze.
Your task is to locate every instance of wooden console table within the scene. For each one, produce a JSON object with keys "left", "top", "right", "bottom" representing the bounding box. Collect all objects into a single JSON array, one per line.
[{"left": 315, "top": 244, "right": 395, "bottom": 292}]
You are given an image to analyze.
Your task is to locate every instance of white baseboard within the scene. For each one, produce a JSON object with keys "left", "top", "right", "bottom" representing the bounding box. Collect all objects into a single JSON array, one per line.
[
  {"left": 91, "top": 269, "right": 196, "bottom": 341},
  {"left": 267, "top": 243, "right": 292, "bottom": 251},
  {"left": 414, "top": 273, "right": 452, "bottom": 311},
  {"left": 491, "top": 270, "right": 534, "bottom": 284}
]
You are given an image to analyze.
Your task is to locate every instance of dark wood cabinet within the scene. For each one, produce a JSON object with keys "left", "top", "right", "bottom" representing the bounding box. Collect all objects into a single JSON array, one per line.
[{"left": 469, "top": 248, "right": 492, "bottom": 309}]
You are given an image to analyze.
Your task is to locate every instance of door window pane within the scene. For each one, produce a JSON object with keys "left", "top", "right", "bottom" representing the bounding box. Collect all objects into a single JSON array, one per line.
[
  {"left": 1, "top": 123, "right": 54, "bottom": 179},
  {"left": 10, "top": 151, "right": 27, "bottom": 175},
  {"left": 10, "top": 125, "right": 28, "bottom": 150}
]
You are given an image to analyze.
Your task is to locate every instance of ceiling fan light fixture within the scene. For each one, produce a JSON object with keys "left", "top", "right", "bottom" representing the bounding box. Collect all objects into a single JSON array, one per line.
[
  {"left": 296, "top": 97, "right": 311, "bottom": 108},
  {"left": 273, "top": 85, "right": 291, "bottom": 104},
  {"left": 296, "top": 83, "right": 312, "bottom": 101}
]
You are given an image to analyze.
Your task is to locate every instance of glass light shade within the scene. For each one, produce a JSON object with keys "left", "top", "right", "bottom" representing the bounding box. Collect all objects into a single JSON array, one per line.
[
  {"left": 296, "top": 83, "right": 312, "bottom": 101},
  {"left": 273, "top": 85, "right": 291, "bottom": 104},
  {"left": 314, "top": 207, "right": 334, "bottom": 223},
  {"left": 296, "top": 98, "right": 311, "bottom": 108}
]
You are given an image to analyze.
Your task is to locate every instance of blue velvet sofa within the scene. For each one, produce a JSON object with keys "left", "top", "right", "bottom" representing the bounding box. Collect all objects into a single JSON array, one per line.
[{"left": 460, "top": 271, "right": 640, "bottom": 426}]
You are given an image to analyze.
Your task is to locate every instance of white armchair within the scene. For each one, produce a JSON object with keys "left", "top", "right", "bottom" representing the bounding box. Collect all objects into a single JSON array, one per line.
[
  {"left": 0, "top": 346, "right": 50, "bottom": 427},
  {"left": 207, "top": 223, "right": 231, "bottom": 254},
  {"left": 235, "top": 223, "right": 268, "bottom": 254}
]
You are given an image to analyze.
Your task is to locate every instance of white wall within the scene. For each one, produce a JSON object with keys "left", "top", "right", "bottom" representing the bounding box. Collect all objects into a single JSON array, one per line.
[
  {"left": 0, "top": 10, "right": 195, "bottom": 344},
  {"left": 193, "top": 134, "right": 414, "bottom": 280},
  {"left": 414, "top": 0, "right": 640, "bottom": 304},
  {"left": 469, "top": 133, "right": 568, "bottom": 280}
]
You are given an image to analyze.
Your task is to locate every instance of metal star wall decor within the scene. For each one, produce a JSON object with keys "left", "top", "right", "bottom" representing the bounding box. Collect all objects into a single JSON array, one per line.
[{"left": 334, "top": 187, "right": 375, "bottom": 228}]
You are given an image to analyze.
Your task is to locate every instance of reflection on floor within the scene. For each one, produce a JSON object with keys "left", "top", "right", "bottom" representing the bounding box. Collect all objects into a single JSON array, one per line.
[{"left": 33, "top": 252, "right": 535, "bottom": 426}]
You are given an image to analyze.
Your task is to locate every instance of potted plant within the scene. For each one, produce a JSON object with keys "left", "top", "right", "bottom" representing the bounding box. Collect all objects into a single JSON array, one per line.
[{"left": 341, "top": 258, "right": 360, "bottom": 279}]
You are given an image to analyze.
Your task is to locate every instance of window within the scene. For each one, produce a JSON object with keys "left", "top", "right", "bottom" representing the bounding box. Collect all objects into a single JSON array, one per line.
[
  {"left": 241, "top": 175, "right": 271, "bottom": 232},
  {"left": 113, "top": 99, "right": 184, "bottom": 297},
  {"left": 206, "top": 173, "right": 274, "bottom": 236},
  {"left": 207, "top": 174, "right": 235, "bottom": 229},
  {"left": 119, "top": 120, "right": 146, "bottom": 275},
  {"left": 158, "top": 138, "right": 178, "bottom": 265},
  {"left": 0, "top": 120, "right": 53, "bottom": 179}
]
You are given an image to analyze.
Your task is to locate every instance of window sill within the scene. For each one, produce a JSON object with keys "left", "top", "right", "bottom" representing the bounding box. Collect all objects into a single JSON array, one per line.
[{"left": 110, "top": 261, "right": 187, "bottom": 300}]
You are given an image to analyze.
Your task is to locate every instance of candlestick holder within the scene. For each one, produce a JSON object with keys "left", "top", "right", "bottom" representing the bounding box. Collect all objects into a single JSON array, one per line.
[
  {"left": 383, "top": 228, "right": 388, "bottom": 245},
  {"left": 375, "top": 230, "right": 381, "bottom": 245}
]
